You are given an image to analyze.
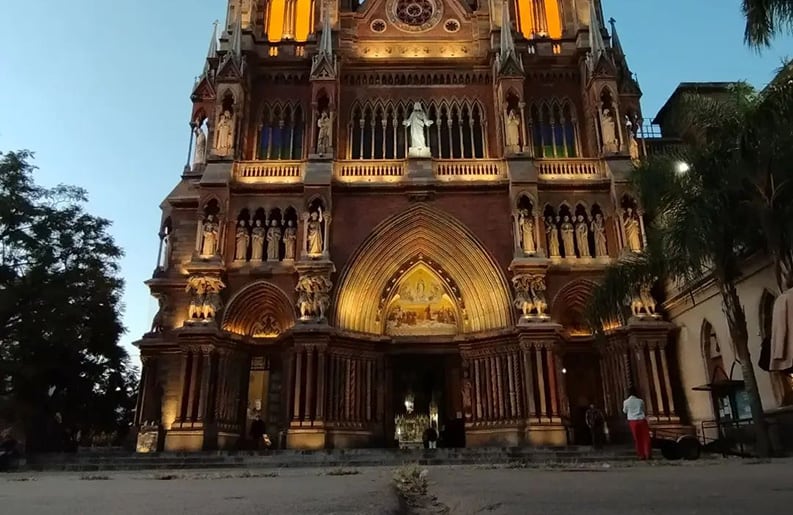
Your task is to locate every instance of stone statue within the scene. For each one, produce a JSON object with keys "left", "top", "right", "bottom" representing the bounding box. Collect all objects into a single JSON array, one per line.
[
  {"left": 186, "top": 276, "right": 226, "bottom": 322},
  {"left": 560, "top": 215, "right": 576, "bottom": 258},
  {"left": 187, "top": 280, "right": 205, "bottom": 320},
  {"left": 600, "top": 108, "right": 619, "bottom": 154},
  {"left": 623, "top": 207, "right": 642, "bottom": 252},
  {"left": 283, "top": 220, "right": 297, "bottom": 260},
  {"left": 316, "top": 111, "right": 332, "bottom": 155},
  {"left": 592, "top": 213, "right": 608, "bottom": 257},
  {"left": 518, "top": 209, "right": 536, "bottom": 255},
  {"left": 626, "top": 117, "right": 640, "bottom": 163},
  {"left": 234, "top": 220, "right": 250, "bottom": 261},
  {"left": 193, "top": 125, "right": 207, "bottom": 167},
  {"left": 575, "top": 215, "right": 591, "bottom": 258},
  {"left": 631, "top": 284, "right": 657, "bottom": 317},
  {"left": 250, "top": 219, "right": 266, "bottom": 261},
  {"left": 403, "top": 102, "right": 433, "bottom": 157},
  {"left": 150, "top": 295, "right": 170, "bottom": 333},
  {"left": 200, "top": 215, "right": 219, "bottom": 257},
  {"left": 512, "top": 274, "right": 548, "bottom": 320},
  {"left": 295, "top": 273, "right": 333, "bottom": 322},
  {"left": 505, "top": 110, "right": 521, "bottom": 152},
  {"left": 266, "top": 220, "right": 282, "bottom": 261},
  {"left": 305, "top": 208, "right": 324, "bottom": 257},
  {"left": 545, "top": 216, "right": 560, "bottom": 257},
  {"left": 461, "top": 379, "right": 473, "bottom": 419},
  {"left": 214, "top": 110, "right": 235, "bottom": 156}
]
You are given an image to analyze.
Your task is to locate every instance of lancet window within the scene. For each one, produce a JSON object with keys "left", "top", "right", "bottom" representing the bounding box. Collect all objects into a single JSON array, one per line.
[
  {"left": 264, "top": 0, "right": 316, "bottom": 42},
  {"left": 257, "top": 103, "right": 305, "bottom": 160},
  {"left": 528, "top": 100, "right": 578, "bottom": 158},
  {"left": 349, "top": 99, "right": 487, "bottom": 160},
  {"left": 514, "top": 0, "right": 562, "bottom": 39}
]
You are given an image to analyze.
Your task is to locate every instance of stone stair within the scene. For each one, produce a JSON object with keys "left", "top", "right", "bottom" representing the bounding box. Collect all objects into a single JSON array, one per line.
[{"left": 21, "top": 446, "right": 638, "bottom": 472}]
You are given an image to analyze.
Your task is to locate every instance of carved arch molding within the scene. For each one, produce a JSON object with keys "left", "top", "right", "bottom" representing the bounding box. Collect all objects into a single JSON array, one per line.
[
  {"left": 221, "top": 280, "right": 295, "bottom": 338},
  {"left": 333, "top": 205, "right": 514, "bottom": 334}
]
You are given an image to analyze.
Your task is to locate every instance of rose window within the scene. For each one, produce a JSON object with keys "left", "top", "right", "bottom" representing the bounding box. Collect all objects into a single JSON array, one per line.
[{"left": 386, "top": 0, "right": 442, "bottom": 32}]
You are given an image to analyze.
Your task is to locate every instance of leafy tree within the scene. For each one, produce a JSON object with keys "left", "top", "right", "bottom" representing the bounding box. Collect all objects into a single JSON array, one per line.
[
  {"left": 587, "top": 76, "right": 793, "bottom": 457},
  {"left": 743, "top": 0, "right": 793, "bottom": 47},
  {"left": 0, "top": 151, "right": 137, "bottom": 451}
]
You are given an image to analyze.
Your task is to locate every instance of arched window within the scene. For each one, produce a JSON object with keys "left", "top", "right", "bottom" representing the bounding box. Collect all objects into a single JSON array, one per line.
[
  {"left": 528, "top": 100, "right": 578, "bottom": 158},
  {"left": 349, "top": 99, "right": 486, "bottom": 160},
  {"left": 514, "top": 0, "right": 562, "bottom": 39},
  {"left": 265, "top": 0, "right": 315, "bottom": 42},
  {"left": 760, "top": 290, "right": 793, "bottom": 406},
  {"left": 701, "top": 320, "right": 725, "bottom": 383},
  {"left": 258, "top": 103, "right": 305, "bottom": 160}
]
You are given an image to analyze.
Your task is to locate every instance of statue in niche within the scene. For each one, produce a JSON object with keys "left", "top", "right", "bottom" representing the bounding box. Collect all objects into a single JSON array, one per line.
[
  {"left": 316, "top": 111, "right": 332, "bottom": 155},
  {"left": 625, "top": 116, "right": 640, "bottom": 163},
  {"left": 193, "top": 124, "right": 207, "bottom": 167},
  {"left": 305, "top": 208, "right": 324, "bottom": 257},
  {"left": 461, "top": 378, "right": 473, "bottom": 419},
  {"left": 560, "top": 215, "right": 576, "bottom": 257},
  {"left": 403, "top": 102, "right": 433, "bottom": 157},
  {"left": 283, "top": 220, "right": 297, "bottom": 260},
  {"left": 185, "top": 276, "right": 226, "bottom": 322},
  {"left": 214, "top": 110, "right": 235, "bottom": 156},
  {"left": 266, "top": 220, "right": 282, "bottom": 262},
  {"left": 512, "top": 274, "right": 549, "bottom": 319},
  {"left": 600, "top": 107, "right": 619, "bottom": 154},
  {"left": 296, "top": 273, "right": 333, "bottom": 321},
  {"left": 623, "top": 207, "right": 643, "bottom": 252},
  {"left": 200, "top": 215, "right": 219, "bottom": 257},
  {"left": 250, "top": 219, "right": 266, "bottom": 261},
  {"left": 518, "top": 209, "right": 536, "bottom": 255},
  {"left": 234, "top": 220, "right": 250, "bottom": 261},
  {"left": 575, "top": 215, "right": 591, "bottom": 258},
  {"left": 505, "top": 110, "right": 521, "bottom": 152},
  {"left": 592, "top": 213, "right": 608, "bottom": 257},
  {"left": 188, "top": 280, "right": 205, "bottom": 319},
  {"left": 545, "top": 216, "right": 561, "bottom": 258}
]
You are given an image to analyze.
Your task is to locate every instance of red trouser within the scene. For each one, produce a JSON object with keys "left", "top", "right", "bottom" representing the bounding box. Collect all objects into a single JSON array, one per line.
[{"left": 629, "top": 419, "right": 652, "bottom": 460}]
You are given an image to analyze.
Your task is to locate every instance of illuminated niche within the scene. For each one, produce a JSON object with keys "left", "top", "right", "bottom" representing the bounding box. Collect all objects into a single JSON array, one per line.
[
  {"left": 515, "top": 0, "right": 562, "bottom": 39},
  {"left": 381, "top": 264, "right": 461, "bottom": 337}
]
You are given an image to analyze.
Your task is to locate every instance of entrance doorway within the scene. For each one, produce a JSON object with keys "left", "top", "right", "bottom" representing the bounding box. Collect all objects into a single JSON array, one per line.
[
  {"left": 389, "top": 353, "right": 464, "bottom": 448},
  {"left": 563, "top": 347, "right": 603, "bottom": 445}
]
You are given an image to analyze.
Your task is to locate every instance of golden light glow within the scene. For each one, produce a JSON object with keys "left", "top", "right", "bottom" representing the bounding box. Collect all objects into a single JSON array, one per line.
[
  {"left": 334, "top": 205, "right": 514, "bottom": 335},
  {"left": 221, "top": 281, "right": 295, "bottom": 337},
  {"left": 295, "top": 0, "right": 312, "bottom": 42},
  {"left": 267, "top": 0, "right": 314, "bottom": 43},
  {"left": 267, "top": 0, "right": 286, "bottom": 41},
  {"left": 516, "top": 0, "right": 563, "bottom": 40}
]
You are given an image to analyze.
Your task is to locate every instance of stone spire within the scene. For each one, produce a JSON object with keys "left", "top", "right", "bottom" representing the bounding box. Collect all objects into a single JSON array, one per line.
[
  {"left": 230, "top": 8, "right": 243, "bottom": 61},
  {"left": 203, "top": 20, "right": 219, "bottom": 74},
  {"left": 310, "top": 4, "right": 337, "bottom": 79},
  {"left": 589, "top": 0, "right": 606, "bottom": 60},
  {"left": 497, "top": 0, "right": 523, "bottom": 76},
  {"left": 608, "top": 17, "right": 623, "bottom": 57}
]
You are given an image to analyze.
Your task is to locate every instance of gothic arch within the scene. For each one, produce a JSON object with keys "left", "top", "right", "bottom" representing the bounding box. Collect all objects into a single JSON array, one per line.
[
  {"left": 550, "top": 279, "right": 599, "bottom": 335},
  {"left": 222, "top": 281, "right": 295, "bottom": 338},
  {"left": 700, "top": 319, "right": 726, "bottom": 383},
  {"left": 333, "top": 205, "right": 513, "bottom": 335}
]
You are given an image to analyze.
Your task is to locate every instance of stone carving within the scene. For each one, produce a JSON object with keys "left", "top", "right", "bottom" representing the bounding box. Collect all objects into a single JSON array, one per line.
[
  {"left": 283, "top": 220, "right": 297, "bottom": 260},
  {"left": 631, "top": 284, "right": 658, "bottom": 318},
  {"left": 461, "top": 378, "right": 473, "bottom": 419},
  {"left": 150, "top": 294, "right": 171, "bottom": 333},
  {"left": 626, "top": 116, "right": 640, "bottom": 163},
  {"left": 592, "top": 213, "right": 608, "bottom": 257},
  {"left": 266, "top": 220, "right": 282, "bottom": 261},
  {"left": 518, "top": 209, "right": 536, "bottom": 255},
  {"left": 200, "top": 215, "right": 219, "bottom": 257},
  {"left": 403, "top": 102, "right": 433, "bottom": 157},
  {"left": 545, "top": 216, "right": 560, "bottom": 258},
  {"left": 193, "top": 125, "right": 207, "bottom": 167},
  {"left": 214, "top": 110, "right": 235, "bottom": 157},
  {"left": 234, "top": 220, "right": 249, "bottom": 261},
  {"left": 505, "top": 110, "right": 521, "bottom": 152},
  {"left": 623, "top": 207, "right": 643, "bottom": 252},
  {"left": 186, "top": 276, "right": 226, "bottom": 322},
  {"left": 316, "top": 111, "right": 332, "bottom": 155},
  {"left": 250, "top": 219, "right": 266, "bottom": 261},
  {"left": 251, "top": 314, "right": 281, "bottom": 337},
  {"left": 560, "top": 215, "right": 576, "bottom": 257},
  {"left": 600, "top": 107, "right": 619, "bottom": 154},
  {"left": 512, "top": 274, "right": 549, "bottom": 320},
  {"left": 304, "top": 208, "right": 324, "bottom": 257},
  {"left": 295, "top": 273, "right": 333, "bottom": 322},
  {"left": 575, "top": 215, "right": 591, "bottom": 258}
]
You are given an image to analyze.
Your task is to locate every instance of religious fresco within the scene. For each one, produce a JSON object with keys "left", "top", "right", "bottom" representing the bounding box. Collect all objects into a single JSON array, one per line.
[{"left": 385, "top": 268, "right": 459, "bottom": 336}]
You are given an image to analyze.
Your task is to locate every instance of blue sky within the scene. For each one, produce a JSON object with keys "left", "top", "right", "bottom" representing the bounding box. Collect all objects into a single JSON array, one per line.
[{"left": 0, "top": 0, "right": 790, "bottom": 361}]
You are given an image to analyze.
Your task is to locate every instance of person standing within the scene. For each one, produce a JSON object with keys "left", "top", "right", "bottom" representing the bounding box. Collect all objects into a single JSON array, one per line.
[
  {"left": 585, "top": 404, "right": 605, "bottom": 449},
  {"left": 623, "top": 388, "right": 652, "bottom": 460},
  {"left": 249, "top": 414, "right": 266, "bottom": 451}
]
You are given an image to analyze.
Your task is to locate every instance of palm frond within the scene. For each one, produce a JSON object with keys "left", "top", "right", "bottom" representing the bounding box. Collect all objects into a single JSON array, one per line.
[{"left": 744, "top": 0, "right": 793, "bottom": 47}]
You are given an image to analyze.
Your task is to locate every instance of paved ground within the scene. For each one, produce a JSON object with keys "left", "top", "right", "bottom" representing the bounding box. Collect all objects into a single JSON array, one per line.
[
  {"left": 430, "top": 460, "right": 793, "bottom": 514},
  {"left": 2, "top": 460, "right": 793, "bottom": 514}
]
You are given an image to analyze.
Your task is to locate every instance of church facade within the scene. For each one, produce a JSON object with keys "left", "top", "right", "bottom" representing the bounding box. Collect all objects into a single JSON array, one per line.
[{"left": 134, "top": 0, "right": 688, "bottom": 452}]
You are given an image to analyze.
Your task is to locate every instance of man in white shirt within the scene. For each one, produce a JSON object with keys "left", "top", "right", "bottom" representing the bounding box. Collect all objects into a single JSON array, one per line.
[{"left": 623, "top": 387, "right": 652, "bottom": 460}]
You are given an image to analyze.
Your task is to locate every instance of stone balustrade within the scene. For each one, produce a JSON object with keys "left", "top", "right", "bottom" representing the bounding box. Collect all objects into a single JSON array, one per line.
[
  {"left": 334, "top": 160, "right": 405, "bottom": 183},
  {"left": 234, "top": 161, "right": 305, "bottom": 183},
  {"left": 535, "top": 158, "right": 607, "bottom": 180},
  {"left": 434, "top": 159, "right": 506, "bottom": 182}
]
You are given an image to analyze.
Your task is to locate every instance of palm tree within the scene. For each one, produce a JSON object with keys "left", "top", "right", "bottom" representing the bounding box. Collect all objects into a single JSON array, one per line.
[
  {"left": 743, "top": 0, "right": 793, "bottom": 47},
  {"left": 588, "top": 81, "right": 793, "bottom": 457}
]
